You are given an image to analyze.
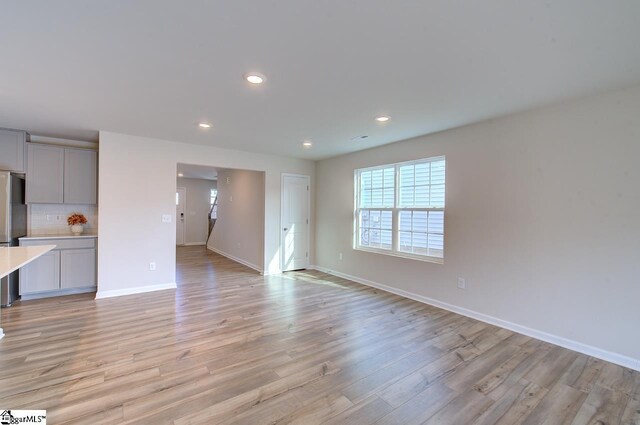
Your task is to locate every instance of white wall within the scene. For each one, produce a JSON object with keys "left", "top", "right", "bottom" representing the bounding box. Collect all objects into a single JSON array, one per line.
[
  {"left": 97, "top": 132, "right": 314, "bottom": 297},
  {"left": 315, "top": 85, "right": 640, "bottom": 367},
  {"left": 176, "top": 177, "right": 216, "bottom": 245},
  {"left": 207, "top": 169, "right": 265, "bottom": 271}
]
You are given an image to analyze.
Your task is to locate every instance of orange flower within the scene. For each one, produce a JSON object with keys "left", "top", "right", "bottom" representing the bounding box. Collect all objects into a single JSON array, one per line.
[{"left": 67, "top": 213, "right": 88, "bottom": 226}]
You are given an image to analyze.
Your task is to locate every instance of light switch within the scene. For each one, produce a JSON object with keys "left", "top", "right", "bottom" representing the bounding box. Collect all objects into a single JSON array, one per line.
[{"left": 162, "top": 214, "right": 172, "bottom": 223}]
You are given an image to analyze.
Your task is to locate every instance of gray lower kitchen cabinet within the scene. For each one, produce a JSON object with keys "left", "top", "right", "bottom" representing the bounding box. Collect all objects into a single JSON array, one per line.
[
  {"left": 26, "top": 143, "right": 65, "bottom": 203},
  {"left": 26, "top": 143, "right": 97, "bottom": 204},
  {"left": 60, "top": 248, "right": 96, "bottom": 288},
  {"left": 64, "top": 148, "right": 97, "bottom": 204},
  {"left": 0, "top": 129, "right": 27, "bottom": 173},
  {"left": 19, "top": 237, "right": 97, "bottom": 299},
  {"left": 20, "top": 250, "right": 60, "bottom": 294}
]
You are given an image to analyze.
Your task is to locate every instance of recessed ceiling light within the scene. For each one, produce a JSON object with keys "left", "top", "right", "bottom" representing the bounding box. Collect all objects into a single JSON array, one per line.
[
  {"left": 198, "top": 122, "right": 212, "bottom": 129},
  {"left": 302, "top": 141, "right": 313, "bottom": 148},
  {"left": 245, "top": 73, "right": 266, "bottom": 84},
  {"left": 178, "top": 173, "right": 184, "bottom": 177},
  {"left": 375, "top": 116, "right": 390, "bottom": 122}
]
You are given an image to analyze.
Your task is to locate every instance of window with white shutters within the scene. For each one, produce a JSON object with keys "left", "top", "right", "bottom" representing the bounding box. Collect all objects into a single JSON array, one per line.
[{"left": 354, "top": 156, "right": 445, "bottom": 262}]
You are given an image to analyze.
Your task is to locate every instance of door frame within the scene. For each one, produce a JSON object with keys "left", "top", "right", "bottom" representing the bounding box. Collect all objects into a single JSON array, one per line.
[
  {"left": 176, "top": 186, "right": 186, "bottom": 246},
  {"left": 280, "top": 173, "right": 310, "bottom": 272}
]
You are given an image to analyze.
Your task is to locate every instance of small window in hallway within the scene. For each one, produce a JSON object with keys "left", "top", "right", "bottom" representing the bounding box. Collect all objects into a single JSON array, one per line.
[{"left": 210, "top": 189, "right": 217, "bottom": 207}]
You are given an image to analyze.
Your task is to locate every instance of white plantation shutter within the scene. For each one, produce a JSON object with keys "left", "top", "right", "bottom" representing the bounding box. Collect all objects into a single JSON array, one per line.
[
  {"left": 359, "top": 167, "right": 395, "bottom": 209},
  {"left": 357, "top": 166, "right": 395, "bottom": 250},
  {"left": 397, "top": 158, "right": 445, "bottom": 257},
  {"left": 355, "top": 157, "right": 445, "bottom": 261},
  {"left": 398, "top": 159, "right": 445, "bottom": 208}
]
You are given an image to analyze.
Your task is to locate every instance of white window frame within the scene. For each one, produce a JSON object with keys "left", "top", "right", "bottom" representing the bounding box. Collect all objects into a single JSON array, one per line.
[
  {"left": 353, "top": 156, "right": 445, "bottom": 264},
  {"left": 210, "top": 188, "right": 218, "bottom": 207}
]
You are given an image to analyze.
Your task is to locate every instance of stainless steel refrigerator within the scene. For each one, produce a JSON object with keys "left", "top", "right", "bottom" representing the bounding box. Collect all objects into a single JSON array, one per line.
[{"left": 0, "top": 171, "right": 27, "bottom": 306}]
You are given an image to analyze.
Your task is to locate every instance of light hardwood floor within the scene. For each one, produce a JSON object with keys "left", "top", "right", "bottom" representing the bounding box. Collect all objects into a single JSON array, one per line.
[{"left": 1, "top": 245, "right": 638, "bottom": 424}]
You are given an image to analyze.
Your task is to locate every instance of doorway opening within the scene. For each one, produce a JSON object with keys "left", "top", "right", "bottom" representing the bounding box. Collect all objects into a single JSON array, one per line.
[
  {"left": 176, "top": 186, "right": 186, "bottom": 245},
  {"left": 176, "top": 164, "right": 218, "bottom": 247},
  {"left": 176, "top": 163, "right": 266, "bottom": 285}
]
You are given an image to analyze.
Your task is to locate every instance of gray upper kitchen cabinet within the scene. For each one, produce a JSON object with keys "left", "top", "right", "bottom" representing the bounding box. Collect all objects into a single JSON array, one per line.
[
  {"left": 0, "top": 129, "right": 27, "bottom": 172},
  {"left": 64, "top": 148, "right": 97, "bottom": 204},
  {"left": 26, "top": 144, "right": 65, "bottom": 203},
  {"left": 26, "top": 144, "right": 97, "bottom": 204}
]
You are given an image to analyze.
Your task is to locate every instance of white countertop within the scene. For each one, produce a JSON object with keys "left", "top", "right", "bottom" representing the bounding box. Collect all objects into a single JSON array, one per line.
[
  {"left": 19, "top": 233, "right": 98, "bottom": 240},
  {"left": 0, "top": 245, "right": 56, "bottom": 279}
]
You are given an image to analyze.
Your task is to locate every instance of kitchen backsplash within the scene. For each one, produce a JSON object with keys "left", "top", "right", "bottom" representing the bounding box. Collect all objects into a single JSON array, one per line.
[{"left": 29, "top": 204, "right": 98, "bottom": 235}]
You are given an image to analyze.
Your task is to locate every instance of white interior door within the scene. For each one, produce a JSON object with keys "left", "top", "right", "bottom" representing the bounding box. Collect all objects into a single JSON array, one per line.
[
  {"left": 176, "top": 187, "right": 186, "bottom": 246},
  {"left": 281, "top": 174, "right": 310, "bottom": 271}
]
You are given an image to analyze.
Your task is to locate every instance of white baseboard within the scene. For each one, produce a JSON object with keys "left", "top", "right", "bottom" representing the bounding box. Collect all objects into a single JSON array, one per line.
[
  {"left": 95, "top": 282, "right": 177, "bottom": 299},
  {"left": 183, "top": 242, "right": 207, "bottom": 246},
  {"left": 22, "top": 287, "right": 96, "bottom": 301},
  {"left": 207, "top": 246, "right": 263, "bottom": 274},
  {"left": 310, "top": 265, "right": 640, "bottom": 372}
]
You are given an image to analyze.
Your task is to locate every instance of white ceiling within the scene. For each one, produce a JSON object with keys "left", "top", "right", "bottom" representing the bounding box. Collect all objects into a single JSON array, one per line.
[
  {"left": 2, "top": 1, "right": 640, "bottom": 160},
  {"left": 177, "top": 163, "right": 218, "bottom": 181}
]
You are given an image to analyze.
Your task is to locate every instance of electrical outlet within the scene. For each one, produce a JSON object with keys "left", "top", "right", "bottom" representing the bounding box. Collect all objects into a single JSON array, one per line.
[
  {"left": 338, "top": 252, "right": 343, "bottom": 260},
  {"left": 149, "top": 262, "right": 156, "bottom": 271},
  {"left": 457, "top": 278, "right": 466, "bottom": 290},
  {"left": 162, "top": 214, "right": 172, "bottom": 223}
]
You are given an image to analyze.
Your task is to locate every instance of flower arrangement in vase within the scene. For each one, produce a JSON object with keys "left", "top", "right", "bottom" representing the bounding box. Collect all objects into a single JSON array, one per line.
[{"left": 68, "top": 213, "right": 88, "bottom": 235}]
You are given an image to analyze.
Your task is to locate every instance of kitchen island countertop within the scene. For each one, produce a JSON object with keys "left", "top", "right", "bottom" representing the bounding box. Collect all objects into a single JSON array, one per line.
[
  {"left": 0, "top": 244, "right": 56, "bottom": 339},
  {"left": 19, "top": 234, "right": 98, "bottom": 241},
  {"left": 0, "top": 245, "right": 57, "bottom": 280}
]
